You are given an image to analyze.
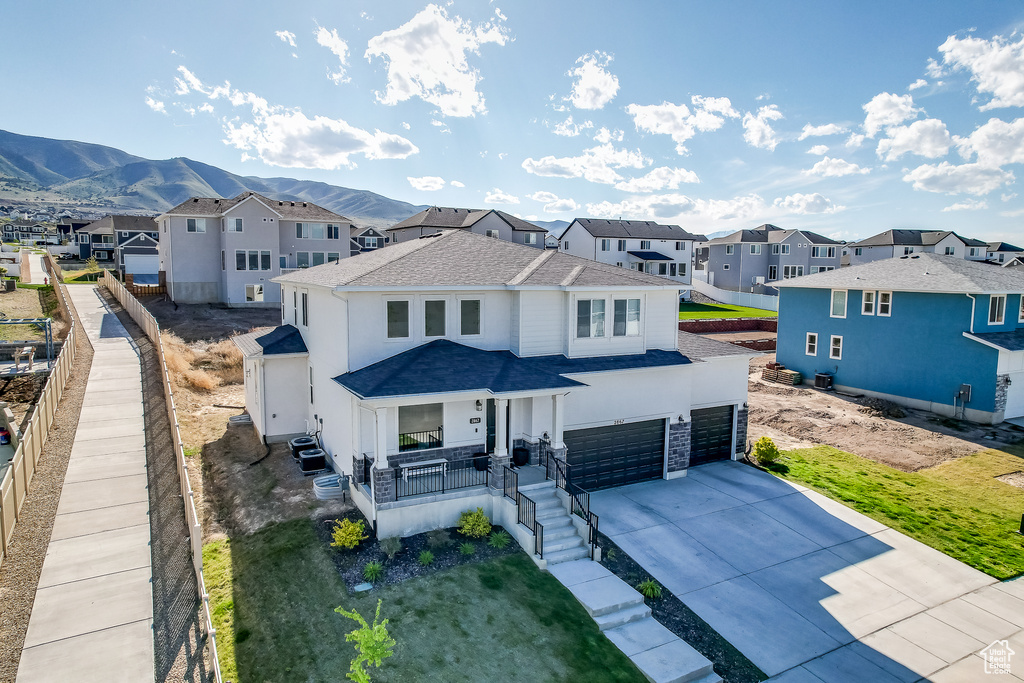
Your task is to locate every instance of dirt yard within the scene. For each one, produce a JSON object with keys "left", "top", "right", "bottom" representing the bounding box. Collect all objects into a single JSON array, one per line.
[
  {"left": 146, "top": 300, "right": 347, "bottom": 541},
  {"left": 746, "top": 353, "right": 1024, "bottom": 471}
]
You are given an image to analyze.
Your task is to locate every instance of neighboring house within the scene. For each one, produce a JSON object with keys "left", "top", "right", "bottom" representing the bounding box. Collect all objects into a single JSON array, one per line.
[
  {"left": 987, "top": 241, "right": 1024, "bottom": 265},
  {"left": 349, "top": 225, "right": 389, "bottom": 256},
  {"left": 706, "top": 225, "right": 842, "bottom": 293},
  {"left": 56, "top": 218, "right": 91, "bottom": 244},
  {"left": 544, "top": 233, "right": 560, "bottom": 249},
  {"left": 559, "top": 218, "right": 702, "bottom": 291},
  {"left": 3, "top": 220, "right": 55, "bottom": 244},
  {"left": 847, "top": 229, "right": 988, "bottom": 266},
  {"left": 156, "top": 192, "right": 353, "bottom": 306},
  {"left": 234, "top": 229, "right": 752, "bottom": 542},
  {"left": 387, "top": 206, "right": 547, "bottom": 248},
  {"left": 776, "top": 253, "right": 1024, "bottom": 425},
  {"left": 78, "top": 215, "right": 159, "bottom": 277}
]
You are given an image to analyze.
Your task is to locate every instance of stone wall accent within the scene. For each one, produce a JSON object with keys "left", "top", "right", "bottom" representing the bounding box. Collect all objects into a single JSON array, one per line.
[
  {"left": 352, "top": 455, "right": 366, "bottom": 485},
  {"left": 996, "top": 374, "right": 1010, "bottom": 414},
  {"left": 488, "top": 453, "right": 511, "bottom": 490},
  {"left": 666, "top": 421, "right": 690, "bottom": 473},
  {"left": 386, "top": 444, "right": 486, "bottom": 468},
  {"left": 512, "top": 438, "right": 540, "bottom": 464},
  {"left": 372, "top": 467, "right": 395, "bottom": 504},
  {"left": 729, "top": 339, "right": 776, "bottom": 352},
  {"left": 678, "top": 317, "right": 777, "bottom": 334},
  {"left": 735, "top": 407, "right": 749, "bottom": 455}
]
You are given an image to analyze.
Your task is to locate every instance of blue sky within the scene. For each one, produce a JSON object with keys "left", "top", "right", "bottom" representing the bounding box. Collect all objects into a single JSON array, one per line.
[{"left": 6, "top": 1, "right": 1024, "bottom": 240}]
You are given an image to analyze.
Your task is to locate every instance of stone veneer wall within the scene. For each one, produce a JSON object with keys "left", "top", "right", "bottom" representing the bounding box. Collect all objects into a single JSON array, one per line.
[
  {"left": 678, "top": 317, "right": 777, "bottom": 334},
  {"left": 372, "top": 467, "right": 394, "bottom": 504},
  {"left": 512, "top": 438, "right": 540, "bottom": 464},
  {"left": 386, "top": 444, "right": 487, "bottom": 468},
  {"left": 666, "top": 421, "right": 691, "bottom": 473},
  {"left": 735, "top": 407, "right": 748, "bottom": 455},
  {"left": 996, "top": 374, "right": 1010, "bottom": 414}
]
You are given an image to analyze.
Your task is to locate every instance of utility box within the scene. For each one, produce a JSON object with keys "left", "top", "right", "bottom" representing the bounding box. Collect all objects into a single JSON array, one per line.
[
  {"left": 958, "top": 384, "right": 972, "bottom": 402},
  {"left": 814, "top": 373, "right": 834, "bottom": 390}
]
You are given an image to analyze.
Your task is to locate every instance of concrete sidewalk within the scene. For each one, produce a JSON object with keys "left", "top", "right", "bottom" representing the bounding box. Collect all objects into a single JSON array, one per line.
[{"left": 17, "top": 285, "right": 153, "bottom": 683}]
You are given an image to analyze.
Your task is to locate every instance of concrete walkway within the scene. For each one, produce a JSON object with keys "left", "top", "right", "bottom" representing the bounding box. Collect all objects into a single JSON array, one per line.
[
  {"left": 592, "top": 460, "right": 1024, "bottom": 682},
  {"left": 17, "top": 285, "right": 153, "bottom": 682}
]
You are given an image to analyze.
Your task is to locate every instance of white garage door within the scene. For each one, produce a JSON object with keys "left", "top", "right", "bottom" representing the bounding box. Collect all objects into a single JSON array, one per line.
[
  {"left": 1006, "top": 371, "right": 1024, "bottom": 419},
  {"left": 124, "top": 254, "right": 159, "bottom": 275}
]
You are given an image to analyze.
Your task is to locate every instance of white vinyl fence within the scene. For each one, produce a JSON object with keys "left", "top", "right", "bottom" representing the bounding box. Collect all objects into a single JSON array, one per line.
[
  {"left": 690, "top": 277, "right": 779, "bottom": 311},
  {"left": 100, "top": 272, "right": 223, "bottom": 683}
]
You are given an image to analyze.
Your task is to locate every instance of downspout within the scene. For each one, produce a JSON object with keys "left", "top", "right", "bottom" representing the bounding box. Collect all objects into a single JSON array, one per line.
[
  {"left": 259, "top": 358, "right": 268, "bottom": 442},
  {"left": 965, "top": 293, "right": 976, "bottom": 334},
  {"left": 962, "top": 293, "right": 976, "bottom": 419}
]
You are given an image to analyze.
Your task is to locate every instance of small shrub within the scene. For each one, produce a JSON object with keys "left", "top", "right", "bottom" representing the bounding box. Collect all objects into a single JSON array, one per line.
[
  {"left": 379, "top": 537, "right": 402, "bottom": 560},
  {"left": 182, "top": 368, "right": 219, "bottom": 392},
  {"left": 335, "top": 600, "right": 396, "bottom": 683},
  {"left": 636, "top": 579, "right": 663, "bottom": 600},
  {"left": 605, "top": 548, "right": 617, "bottom": 561},
  {"left": 363, "top": 560, "right": 384, "bottom": 583},
  {"left": 418, "top": 550, "right": 434, "bottom": 566},
  {"left": 488, "top": 530, "right": 511, "bottom": 549},
  {"left": 331, "top": 518, "right": 369, "bottom": 551},
  {"left": 753, "top": 436, "right": 780, "bottom": 466},
  {"left": 459, "top": 542, "right": 476, "bottom": 556},
  {"left": 457, "top": 507, "right": 492, "bottom": 539},
  {"left": 183, "top": 446, "right": 200, "bottom": 458},
  {"left": 427, "top": 529, "right": 452, "bottom": 549}
]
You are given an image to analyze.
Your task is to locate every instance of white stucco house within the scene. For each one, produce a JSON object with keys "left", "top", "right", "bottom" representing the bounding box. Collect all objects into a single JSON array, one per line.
[
  {"left": 233, "top": 230, "right": 753, "bottom": 561},
  {"left": 156, "top": 192, "right": 353, "bottom": 306}
]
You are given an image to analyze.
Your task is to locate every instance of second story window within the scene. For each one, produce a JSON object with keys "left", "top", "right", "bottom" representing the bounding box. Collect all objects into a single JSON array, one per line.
[
  {"left": 675, "top": 241, "right": 683, "bottom": 251},
  {"left": 613, "top": 299, "right": 640, "bottom": 336},
  {"left": 812, "top": 246, "right": 837, "bottom": 258},
  {"left": 460, "top": 299, "right": 481, "bottom": 335},
  {"left": 640, "top": 240, "right": 651, "bottom": 250},
  {"left": 187, "top": 218, "right": 206, "bottom": 233},
  {"left": 387, "top": 300, "right": 410, "bottom": 338},
  {"left": 486, "top": 229, "right": 500, "bottom": 239},
  {"left": 327, "top": 224, "right": 340, "bottom": 239},
  {"left": 617, "top": 239, "right": 626, "bottom": 251},
  {"left": 524, "top": 233, "right": 537, "bottom": 245},
  {"left": 364, "top": 237, "right": 378, "bottom": 248},
  {"left": 944, "top": 246, "right": 954, "bottom": 255},
  {"left": 228, "top": 218, "right": 243, "bottom": 232},
  {"left": 600, "top": 239, "right": 611, "bottom": 251},
  {"left": 562, "top": 241, "right": 569, "bottom": 250},
  {"left": 830, "top": 289, "right": 847, "bottom": 318},
  {"left": 576, "top": 299, "right": 606, "bottom": 338},
  {"left": 750, "top": 244, "right": 762, "bottom": 255},
  {"left": 297, "top": 252, "right": 310, "bottom": 268},
  {"left": 772, "top": 244, "right": 780, "bottom": 255},
  {"left": 425, "top": 300, "right": 446, "bottom": 337},
  {"left": 854, "top": 247, "right": 863, "bottom": 256},
  {"left": 301, "top": 292, "right": 308, "bottom": 327},
  {"left": 725, "top": 244, "right": 735, "bottom": 255},
  {"left": 989, "top": 295, "right": 1006, "bottom": 325}
]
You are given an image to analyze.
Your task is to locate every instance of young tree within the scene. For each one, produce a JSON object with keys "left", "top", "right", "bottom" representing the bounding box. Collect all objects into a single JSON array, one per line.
[{"left": 334, "top": 599, "right": 396, "bottom": 683}]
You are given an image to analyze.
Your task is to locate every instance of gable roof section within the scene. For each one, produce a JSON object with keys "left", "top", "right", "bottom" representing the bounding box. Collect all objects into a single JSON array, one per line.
[
  {"left": 232, "top": 325, "right": 308, "bottom": 357},
  {"left": 388, "top": 206, "right": 546, "bottom": 233},
  {"left": 854, "top": 229, "right": 986, "bottom": 248},
  {"left": 163, "top": 192, "right": 348, "bottom": 222},
  {"left": 708, "top": 224, "right": 839, "bottom": 246},
  {"left": 83, "top": 214, "right": 157, "bottom": 234},
  {"left": 118, "top": 232, "right": 158, "bottom": 248},
  {"left": 988, "top": 241, "right": 1024, "bottom": 253},
  {"left": 334, "top": 339, "right": 691, "bottom": 399},
  {"left": 274, "top": 229, "right": 679, "bottom": 289},
  {"left": 776, "top": 252, "right": 1024, "bottom": 294},
  {"left": 571, "top": 218, "right": 703, "bottom": 241}
]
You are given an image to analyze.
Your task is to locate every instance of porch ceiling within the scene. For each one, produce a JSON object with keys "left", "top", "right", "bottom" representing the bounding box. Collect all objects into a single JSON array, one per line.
[{"left": 333, "top": 339, "right": 691, "bottom": 400}]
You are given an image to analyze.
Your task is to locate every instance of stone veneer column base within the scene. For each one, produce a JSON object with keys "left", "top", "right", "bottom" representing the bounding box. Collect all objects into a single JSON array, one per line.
[
  {"left": 372, "top": 467, "right": 395, "bottom": 504},
  {"left": 666, "top": 421, "right": 691, "bottom": 474},
  {"left": 735, "top": 407, "right": 749, "bottom": 456}
]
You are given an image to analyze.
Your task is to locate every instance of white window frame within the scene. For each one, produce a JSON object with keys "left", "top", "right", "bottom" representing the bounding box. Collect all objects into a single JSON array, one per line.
[
  {"left": 768, "top": 265, "right": 778, "bottom": 281},
  {"left": 675, "top": 241, "right": 684, "bottom": 251},
  {"left": 486, "top": 229, "right": 500, "bottom": 239},
  {"left": 781, "top": 244, "right": 791, "bottom": 255},
  {"left": 725, "top": 244, "right": 735, "bottom": 255},
  {"left": 944, "top": 246, "right": 954, "bottom": 256},
  {"left": 424, "top": 299, "right": 447, "bottom": 338},
  {"left": 301, "top": 290, "right": 308, "bottom": 327},
  {"left": 750, "top": 244, "right": 762, "bottom": 255},
  {"left": 617, "top": 239, "right": 626, "bottom": 251},
  {"left": 989, "top": 295, "right": 1006, "bottom": 325},
  {"left": 772, "top": 244, "right": 780, "bottom": 255},
  {"left": 830, "top": 289, "right": 848, "bottom": 318},
  {"left": 600, "top": 239, "right": 611, "bottom": 252},
  {"left": 612, "top": 298, "right": 641, "bottom": 337},
  {"left": 722, "top": 264, "right": 730, "bottom": 270},
  {"left": 235, "top": 250, "right": 246, "bottom": 271},
  {"left": 457, "top": 296, "right": 482, "bottom": 337},
  {"left": 385, "top": 299, "right": 412, "bottom": 340},
  {"left": 829, "top": 335, "right": 843, "bottom": 360},
  {"left": 296, "top": 251, "right": 310, "bottom": 269},
  {"left": 878, "top": 291, "right": 892, "bottom": 317},
  {"left": 640, "top": 240, "right": 652, "bottom": 250},
  {"left": 904, "top": 246, "right": 914, "bottom": 255},
  {"left": 576, "top": 298, "right": 606, "bottom": 338},
  {"left": 228, "top": 218, "right": 243, "bottom": 232},
  {"left": 186, "top": 218, "right": 206, "bottom": 233},
  {"left": 806, "top": 332, "right": 817, "bottom": 356},
  {"left": 969, "top": 247, "right": 980, "bottom": 257},
  {"left": 1019, "top": 295, "right": 1024, "bottom": 323},
  {"left": 782, "top": 265, "right": 803, "bottom": 279},
  {"left": 854, "top": 247, "right": 863, "bottom": 256},
  {"left": 524, "top": 232, "right": 537, "bottom": 245},
  {"left": 862, "top": 291, "right": 875, "bottom": 316}
]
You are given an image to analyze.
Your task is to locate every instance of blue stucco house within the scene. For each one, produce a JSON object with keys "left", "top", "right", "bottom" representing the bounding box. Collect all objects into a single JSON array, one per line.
[{"left": 776, "top": 253, "right": 1024, "bottom": 425}]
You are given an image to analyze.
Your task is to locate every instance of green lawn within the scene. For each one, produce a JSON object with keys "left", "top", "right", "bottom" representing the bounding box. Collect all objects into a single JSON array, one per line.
[
  {"left": 678, "top": 302, "right": 777, "bottom": 320},
  {"left": 768, "top": 445, "right": 1024, "bottom": 579},
  {"left": 204, "top": 519, "right": 645, "bottom": 683}
]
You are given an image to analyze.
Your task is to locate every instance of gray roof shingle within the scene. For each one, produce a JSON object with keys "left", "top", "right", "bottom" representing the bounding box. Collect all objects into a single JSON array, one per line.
[
  {"left": 571, "top": 218, "right": 703, "bottom": 241},
  {"left": 388, "top": 206, "right": 546, "bottom": 232},
  {"left": 274, "top": 229, "right": 681, "bottom": 289},
  {"left": 966, "top": 329, "right": 1024, "bottom": 352},
  {"left": 987, "top": 241, "right": 1024, "bottom": 253},
  {"left": 82, "top": 215, "right": 158, "bottom": 234},
  {"left": 776, "top": 252, "right": 1024, "bottom": 293},
  {"left": 854, "top": 229, "right": 986, "bottom": 248},
  {"left": 232, "top": 325, "right": 308, "bottom": 357},
  {"left": 708, "top": 224, "right": 840, "bottom": 246},
  {"left": 676, "top": 331, "right": 760, "bottom": 360},
  {"left": 163, "top": 192, "right": 348, "bottom": 222}
]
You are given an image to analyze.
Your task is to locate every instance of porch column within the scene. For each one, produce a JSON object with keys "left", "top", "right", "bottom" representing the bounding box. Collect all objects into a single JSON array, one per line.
[
  {"left": 551, "top": 394, "right": 565, "bottom": 450},
  {"left": 374, "top": 407, "right": 388, "bottom": 469},
  {"left": 495, "top": 398, "right": 509, "bottom": 458}
]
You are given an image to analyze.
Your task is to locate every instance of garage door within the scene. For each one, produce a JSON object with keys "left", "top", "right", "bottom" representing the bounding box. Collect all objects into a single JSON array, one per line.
[
  {"left": 690, "top": 405, "right": 734, "bottom": 467},
  {"left": 124, "top": 254, "right": 159, "bottom": 275},
  {"left": 564, "top": 419, "right": 665, "bottom": 490},
  {"left": 1006, "top": 371, "right": 1024, "bottom": 419}
]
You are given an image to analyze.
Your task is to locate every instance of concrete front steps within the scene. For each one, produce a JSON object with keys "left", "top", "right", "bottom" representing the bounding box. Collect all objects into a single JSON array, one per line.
[
  {"left": 549, "top": 559, "right": 720, "bottom": 683},
  {"left": 522, "top": 483, "right": 590, "bottom": 564}
]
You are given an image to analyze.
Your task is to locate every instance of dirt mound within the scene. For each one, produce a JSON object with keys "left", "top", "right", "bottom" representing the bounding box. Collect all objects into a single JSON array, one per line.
[{"left": 857, "top": 398, "right": 907, "bottom": 419}]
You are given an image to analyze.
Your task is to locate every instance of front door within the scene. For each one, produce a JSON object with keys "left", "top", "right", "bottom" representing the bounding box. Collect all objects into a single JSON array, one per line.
[{"left": 486, "top": 399, "right": 496, "bottom": 452}]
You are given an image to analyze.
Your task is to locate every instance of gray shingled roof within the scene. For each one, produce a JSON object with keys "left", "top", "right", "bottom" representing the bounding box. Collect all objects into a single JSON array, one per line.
[
  {"left": 274, "top": 229, "right": 681, "bottom": 289},
  {"left": 708, "top": 224, "right": 839, "bottom": 246},
  {"left": 82, "top": 215, "right": 157, "bottom": 234},
  {"left": 776, "top": 252, "right": 1024, "bottom": 293},
  {"left": 388, "top": 206, "right": 546, "bottom": 232},
  {"left": 232, "top": 325, "right": 308, "bottom": 357},
  {"left": 676, "top": 331, "right": 759, "bottom": 360},
  {"left": 163, "top": 192, "right": 348, "bottom": 222},
  {"left": 570, "top": 218, "right": 703, "bottom": 241},
  {"left": 988, "top": 241, "right": 1024, "bottom": 253},
  {"left": 966, "top": 330, "right": 1024, "bottom": 352},
  {"left": 854, "top": 229, "right": 986, "bottom": 248}
]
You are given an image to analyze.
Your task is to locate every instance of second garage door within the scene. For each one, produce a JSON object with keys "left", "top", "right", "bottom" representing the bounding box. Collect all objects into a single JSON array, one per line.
[
  {"left": 564, "top": 419, "right": 665, "bottom": 490},
  {"left": 690, "top": 405, "right": 734, "bottom": 467}
]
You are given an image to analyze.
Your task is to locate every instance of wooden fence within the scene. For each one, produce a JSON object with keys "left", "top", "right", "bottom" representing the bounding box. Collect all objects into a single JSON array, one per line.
[
  {"left": 0, "top": 267, "right": 78, "bottom": 568},
  {"left": 99, "top": 272, "right": 222, "bottom": 683}
]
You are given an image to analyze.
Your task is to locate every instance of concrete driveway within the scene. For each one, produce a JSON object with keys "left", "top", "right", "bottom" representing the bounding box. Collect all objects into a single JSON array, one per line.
[{"left": 591, "top": 460, "right": 1024, "bottom": 682}]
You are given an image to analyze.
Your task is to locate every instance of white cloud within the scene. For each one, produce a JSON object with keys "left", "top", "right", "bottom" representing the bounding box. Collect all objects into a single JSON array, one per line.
[
  {"left": 553, "top": 115, "right": 593, "bottom": 137},
  {"left": 942, "top": 198, "right": 988, "bottom": 212},
  {"left": 902, "top": 161, "right": 1013, "bottom": 195},
  {"left": 408, "top": 176, "right": 445, "bottom": 191},
  {"left": 450, "top": 180, "right": 465, "bottom": 188},
  {"left": 845, "top": 133, "right": 866, "bottom": 149},
  {"left": 364, "top": 3, "right": 509, "bottom": 117},
  {"left": 522, "top": 143, "right": 649, "bottom": 185},
  {"left": 401, "top": 121, "right": 411, "bottom": 130},
  {"left": 145, "top": 97, "right": 166, "bottom": 114},
  {"left": 1002, "top": 192, "right": 1017, "bottom": 202},
  {"left": 804, "top": 156, "right": 870, "bottom": 177},
  {"left": 276, "top": 30, "right": 297, "bottom": 47},
  {"left": 937, "top": 33, "right": 1024, "bottom": 110},
  {"left": 626, "top": 97, "right": 739, "bottom": 154},
  {"left": 862, "top": 92, "right": 919, "bottom": 137},
  {"left": 908, "top": 78, "right": 928, "bottom": 91},
  {"left": 567, "top": 52, "right": 619, "bottom": 110},
  {"left": 798, "top": 123, "right": 848, "bottom": 140},
  {"left": 742, "top": 105, "right": 784, "bottom": 151},
  {"left": 773, "top": 193, "right": 845, "bottom": 215},
  {"left": 613, "top": 167, "right": 699, "bottom": 193},
  {"left": 198, "top": 103, "right": 214, "bottom": 114},
  {"left": 807, "top": 145, "right": 829, "bottom": 155},
  {"left": 956, "top": 117, "right": 1024, "bottom": 167},
  {"left": 544, "top": 198, "right": 579, "bottom": 213},
  {"left": 314, "top": 25, "right": 350, "bottom": 84},
  {"left": 875, "top": 118, "right": 951, "bottom": 161},
  {"left": 485, "top": 188, "right": 519, "bottom": 204},
  {"left": 593, "top": 127, "right": 623, "bottom": 143},
  {"left": 586, "top": 193, "right": 768, "bottom": 222},
  {"left": 528, "top": 191, "right": 559, "bottom": 203}
]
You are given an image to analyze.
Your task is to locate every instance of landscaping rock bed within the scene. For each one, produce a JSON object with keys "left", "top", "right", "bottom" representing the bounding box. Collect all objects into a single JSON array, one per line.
[
  {"left": 315, "top": 510, "right": 522, "bottom": 591},
  {"left": 596, "top": 532, "right": 766, "bottom": 683}
]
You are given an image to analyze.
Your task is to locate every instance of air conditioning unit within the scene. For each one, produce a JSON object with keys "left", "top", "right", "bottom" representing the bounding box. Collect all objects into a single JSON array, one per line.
[
  {"left": 814, "top": 373, "right": 834, "bottom": 390},
  {"left": 753, "top": 276, "right": 765, "bottom": 285}
]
